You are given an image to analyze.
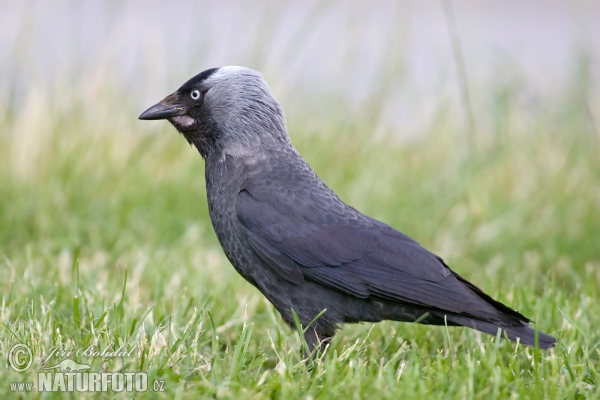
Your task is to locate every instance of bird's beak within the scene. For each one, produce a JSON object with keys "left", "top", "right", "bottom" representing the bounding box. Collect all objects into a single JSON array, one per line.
[{"left": 138, "top": 93, "right": 186, "bottom": 120}]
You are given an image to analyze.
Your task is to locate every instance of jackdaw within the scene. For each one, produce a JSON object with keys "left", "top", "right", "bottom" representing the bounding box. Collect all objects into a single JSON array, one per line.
[{"left": 139, "top": 66, "right": 556, "bottom": 354}]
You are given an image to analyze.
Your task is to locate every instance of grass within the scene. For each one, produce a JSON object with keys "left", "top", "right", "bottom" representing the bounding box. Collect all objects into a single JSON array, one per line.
[{"left": 1, "top": 48, "right": 600, "bottom": 400}]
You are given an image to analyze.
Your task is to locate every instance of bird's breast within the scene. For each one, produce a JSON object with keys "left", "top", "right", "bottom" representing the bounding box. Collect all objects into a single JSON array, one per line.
[{"left": 204, "top": 157, "right": 257, "bottom": 280}]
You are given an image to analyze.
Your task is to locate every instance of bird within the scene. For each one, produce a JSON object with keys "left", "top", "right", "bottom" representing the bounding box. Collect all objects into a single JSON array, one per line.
[{"left": 139, "top": 66, "right": 556, "bottom": 355}]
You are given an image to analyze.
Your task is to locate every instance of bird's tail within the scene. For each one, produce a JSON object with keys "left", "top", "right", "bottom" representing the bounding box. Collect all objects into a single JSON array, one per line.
[{"left": 441, "top": 314, "right": 556, "bottom": 349}]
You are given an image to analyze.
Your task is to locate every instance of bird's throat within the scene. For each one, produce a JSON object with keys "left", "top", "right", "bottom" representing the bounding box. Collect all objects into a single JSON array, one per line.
[{"left": 169, "top": 115, "right": 195, "bottom": 127}]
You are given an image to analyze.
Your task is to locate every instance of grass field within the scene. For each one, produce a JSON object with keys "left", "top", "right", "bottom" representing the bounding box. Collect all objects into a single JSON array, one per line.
[{"left": 1, "top": 57, "right": 600, "bottom": 397}]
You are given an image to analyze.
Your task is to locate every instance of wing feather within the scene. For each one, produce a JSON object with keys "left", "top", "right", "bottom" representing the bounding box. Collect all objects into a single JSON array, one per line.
[{"left": 235, "top": 186, "right": 507, "bottom": 319}]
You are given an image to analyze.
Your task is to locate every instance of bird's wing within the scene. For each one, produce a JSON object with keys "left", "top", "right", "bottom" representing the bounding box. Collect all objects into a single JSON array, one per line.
[{"left": 235, "top": 185, "right": 507, "bottom": 318}]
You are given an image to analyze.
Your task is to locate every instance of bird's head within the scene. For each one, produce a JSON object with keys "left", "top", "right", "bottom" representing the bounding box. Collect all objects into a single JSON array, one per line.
[{"left": 139, "top": 66, "right": 290, "bottom": 159}]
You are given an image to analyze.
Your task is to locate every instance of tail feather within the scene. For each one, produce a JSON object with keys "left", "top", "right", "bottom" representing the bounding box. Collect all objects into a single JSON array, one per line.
[
  {"left": 372, "top": 300, "right": 556, "bottom": 349},
  {"left": 442, "top": 314, "right": 556, "bottom": 349}
]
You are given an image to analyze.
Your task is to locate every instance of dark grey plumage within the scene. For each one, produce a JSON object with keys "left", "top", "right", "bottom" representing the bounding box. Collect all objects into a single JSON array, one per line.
[{"left": 139, "top": 66, "right": 556, "bottom": 354}]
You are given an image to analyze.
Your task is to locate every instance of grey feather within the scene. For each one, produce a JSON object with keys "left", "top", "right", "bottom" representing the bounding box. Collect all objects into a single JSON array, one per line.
[{"left": 139, "top": 66, "right": 557, "bottom": 354}]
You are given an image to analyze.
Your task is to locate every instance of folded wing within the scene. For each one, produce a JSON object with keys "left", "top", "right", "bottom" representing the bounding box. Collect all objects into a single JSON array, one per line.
[{"left": 235, "top": 187, "right": 526, "bottom": 323}]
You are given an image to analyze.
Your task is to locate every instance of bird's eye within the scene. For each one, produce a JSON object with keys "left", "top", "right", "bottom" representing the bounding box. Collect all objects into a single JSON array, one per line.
[{"left": 190, "top": 90, "right": 201, "bottom": 100}]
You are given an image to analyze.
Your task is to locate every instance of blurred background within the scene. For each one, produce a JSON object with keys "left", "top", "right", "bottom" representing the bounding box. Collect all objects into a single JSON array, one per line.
[
  {"left": 1, "top": 0, "right": 599, "bottom": 282},
  {"left": 1, "top": 1, "right": 599, "bottom": 394},
  {"left": 2, "top": 0, "right": 599, "bottom": 133},
  {"left": 2, "top": 0, "right": 600, "bottom": 279}
]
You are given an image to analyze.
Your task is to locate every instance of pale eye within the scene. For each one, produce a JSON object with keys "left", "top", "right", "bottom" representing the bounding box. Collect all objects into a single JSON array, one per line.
[{"left": 190, "top": 90, "right": 201, "bottom": 100}]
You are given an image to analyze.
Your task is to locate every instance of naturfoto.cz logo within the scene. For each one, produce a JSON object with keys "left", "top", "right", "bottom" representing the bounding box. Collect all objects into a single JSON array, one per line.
[{"left": 7, "top": 343, "right": 165, "bottom": 393}]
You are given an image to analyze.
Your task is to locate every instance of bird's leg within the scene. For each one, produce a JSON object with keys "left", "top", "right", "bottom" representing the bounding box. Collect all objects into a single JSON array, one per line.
[{"left": 302, "top": 328, "right": 331, "bottom": 361}]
